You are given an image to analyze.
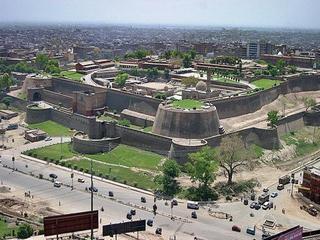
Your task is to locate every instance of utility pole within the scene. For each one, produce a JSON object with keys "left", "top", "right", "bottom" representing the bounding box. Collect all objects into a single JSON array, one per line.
[{"left": 90, "top": 158, "right": 94, "bottom": 240}]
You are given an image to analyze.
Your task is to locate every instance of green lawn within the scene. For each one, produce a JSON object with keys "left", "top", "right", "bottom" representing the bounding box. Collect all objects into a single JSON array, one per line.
[
  {"left": 24, "top": 143, "right": 74, "bottom": 161},
  {"left": 281, "top": 127, "right": 320, "bottom": 156},
  {"left": 67, "top": 159, "right": 156, "bottom": 190},
  {"left": 251, "top": 79, "right": 282, "bottom": 89},
  {"left": 172, "top": 99, "right": 203, "bottom": 109},
  {"left": 98, "top": 115, "right": 152, "bottom": 132},
  {"left": 28, "top": 120, "right": 73, "bottom": 137},
  {"left": 0, "top": 219, "right": 16, "bottom": 238},
  {"left": 23, "top": 143, "right": 163, "bottom": 190},
  {"left": 17, "top": 92, "right": 27, "bottom": 100},
  {"left": 60, "top": 71, "right": 84, "bottom": 81},
  {"left": 87, "top": 145, "right": 162, "bottom": 170},
  {"left": 98, "top": 115, "right": 118, "bottom": 122}
]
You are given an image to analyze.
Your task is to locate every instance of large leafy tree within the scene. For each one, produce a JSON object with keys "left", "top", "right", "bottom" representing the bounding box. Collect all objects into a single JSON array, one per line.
[
  {"left": 303, "top": 97, "right": 316, "bottom": 111},
  {"left": 187, "top": 147, "right": 218, "bottom": 196},
  {"left": 267, "top": 110, "right": 279, "bottom": 128},
  {"left": 156, "top": 159, "right": 180, "bottom": 197},
  {"left": 217, "top": 135, "right": 254, "bottom": 185},
  {"left": 17, "top": 224, "right": 33, "bottom": 239},
  {"left": 115, "top": 73, "right": 129, "bottom": 87}
]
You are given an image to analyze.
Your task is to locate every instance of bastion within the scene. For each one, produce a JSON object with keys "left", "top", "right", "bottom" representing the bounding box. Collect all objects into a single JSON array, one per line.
[{"left": 152, "top": 101, "right": 221, "bottom": 139}]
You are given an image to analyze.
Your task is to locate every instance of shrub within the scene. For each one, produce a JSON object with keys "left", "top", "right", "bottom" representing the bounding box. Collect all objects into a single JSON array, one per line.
[
  {"left": 17, "top": 224, "right": 33, "bottom": 239},
  {"left": 84, "top": 169, "right": 89, "bottom": 173},
  {"left": 226, "top": 195, "right": 232, "bottom": 201},
  {"left": 105, "top": 175, "right": 109, "bottom": 179},
  {"left": 118, "top": 119, "right": 131, "bottom": 127},
  {"left": 123, "top": 180, "right": 127, "bottom": 184},
  {"left": 79, "top": 168, "right": 84, "bottom": 172},
  {"left": 60, "top": 162, "right": 66, "bottom": 166},
  {"left": 98, "top": 173, "right": 103, "bottom": 177},
  {"left": 73, "top": 166, "right": 78, "bottom": 170},
  {"left": 67, "top": 163, "right": 72, "bottom": 168},
  {"left": 43, "top": 157, "right": 48, "bottom": 161},
  {"left": 112, "top": 176, "right": 117, "bottom": 181},
  {"left": 54, "top": 160, "right": 59, "bottom": 165},
  {"left": 133, "top": 182, "right": 138, "bottom": 187},
  {"left": 33, "top": 153, "right": 37, "bottom": 158}
]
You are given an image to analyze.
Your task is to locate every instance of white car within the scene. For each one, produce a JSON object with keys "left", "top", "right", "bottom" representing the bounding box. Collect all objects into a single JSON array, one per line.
[
  {"left": 45, "top": 137, "right": 52, "bottom": 141},
  {"left": 271, "top": 192, "right": 278, "bottom": 198},
  {"left": 262, "top": 201, "right": 270, "bottom": 210},
  {"left": 54, "top": 181, "right": 62, "bottom": 187}
]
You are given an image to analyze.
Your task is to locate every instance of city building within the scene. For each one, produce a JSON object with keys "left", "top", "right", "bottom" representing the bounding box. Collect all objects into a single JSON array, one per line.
[
  {"left": 300, "top": 167, "right": 320, "bottom": 204},
  {"left": 24, "top": 129, "right": 48, "bottom": 142},
  {"left": 261, "top": 54, "right": 315, "bottom": 68}
]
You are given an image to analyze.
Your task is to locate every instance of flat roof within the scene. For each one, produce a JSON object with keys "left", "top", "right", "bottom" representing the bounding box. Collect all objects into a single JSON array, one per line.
[{"left": 139, "top": 82, "right": 174, "bottom": 91}]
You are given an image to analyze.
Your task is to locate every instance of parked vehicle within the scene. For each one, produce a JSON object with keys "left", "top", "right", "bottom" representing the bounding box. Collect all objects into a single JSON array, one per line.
[
  {"left": 263, "top": 188, "right": 269, "bottom": 193},
  {"left": 89, "top": 186, "right": 98, "bottom": 192},
  {"left": 49, "top": 173, "right": 58, "bottom": 179},
  {"left": 130, "top": 209, "right": 136, "bottom": 215},
  {"left": 191, "top": 211, "right": 197, "bottom": 219},
  {"left": 262, "top": 202, "right": 270, "bottom": 210},
  {"left": 277, "top": 184, "right": 284, "bottom": 190},
  {"left": 243, "top": 199, "right": 248, "bottom": 205},
  {"left": 147, "top": 219, "right": 153, "bottom": 227},
  {"left": 187, "top": 201, "right": 199, "bottom": 210},
  {"left": 279, "top": 175, "right": 291, "bottom": 185},
  {"left": 258, "top": 193, "right": 270, "bottom": 205},
  {"left": 6, "top": 124, "right": 18, "bottom": 130},
  {"left": 45, "top": 137, "right": 52, "bottom": 141},
  {"left": 141, "top": 197, "right": 146, "bottom": 203},
  {"left": 108, "top": 191, "right": 114, "bottom": 197},
  {"left": 250, "top": 202, "right": 257, "bottom": 209},
  {"left": 77, "top": 178, "right": 85, "bottom": 183},
  {"left": 271, "top": 192, "right": 278, "bottom": 198},
  {"left": 54, "top": 181, "right": 62, "bottom": 187},
  {"left": 155, "top": 228, "right": 162, "bottom": 235},
  {"left": 246, "top": 226, "right": 256, "bottom": 235},
  {"left": 126, "top": 213, "right": 132, "bottom": 220},
  {"left": 254, "top": 203, "right": 261, "bottom": 210},
  {"left": 232, "top": 225, "right": 241, "bottom": 232}
]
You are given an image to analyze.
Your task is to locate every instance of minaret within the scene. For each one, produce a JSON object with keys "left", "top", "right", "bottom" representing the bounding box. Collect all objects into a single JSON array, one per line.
[{"left": 206, "top": 69, "right": 212, "bottom": 92}]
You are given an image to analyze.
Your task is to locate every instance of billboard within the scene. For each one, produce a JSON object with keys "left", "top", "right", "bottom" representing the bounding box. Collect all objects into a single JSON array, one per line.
[
  {"left": 278, "top": 227, "right": 303, "bottom": 240},
  {"left": 265, "top": 226, "right": 303, "bottom": 240},
  {"left": 103, "top": 220, "right": 146, "bottom": 236},
  {"left": 44, "top": 210, "right": 99, "bottom": 236}
]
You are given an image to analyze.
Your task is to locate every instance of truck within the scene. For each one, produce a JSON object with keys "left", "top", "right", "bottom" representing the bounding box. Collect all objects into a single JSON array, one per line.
[
  {"left": 279, "top": 175, "right": 291, "bottom": 185},
  {"left": 258, "top": 193, "right": 270, "bottom": 205}
]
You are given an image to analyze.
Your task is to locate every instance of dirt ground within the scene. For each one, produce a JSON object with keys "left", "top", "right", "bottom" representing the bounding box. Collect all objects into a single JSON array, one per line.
[{"left": 221, "top": 90, "right": 320, "bottom": 131}]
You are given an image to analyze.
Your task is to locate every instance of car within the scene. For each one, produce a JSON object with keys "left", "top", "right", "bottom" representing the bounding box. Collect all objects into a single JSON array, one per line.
[
  {"left": 191, "top": 211, "right": 197, "bottom": 219},
  {"left": 77, "top": 178, "right": 85, "bottom": 183},
  {"left": 277, "top": 184, "right": 284, "bottom": 190},
  {"left": 54, "top": 181, "right": 62, "bottom": 187},
  {"left": 187, "top": 201, "right": 199, "bottom": 210},
  {"left": 250, "top": 202, "right": 257, "bottom": 209},
  {"left": 108, "top": 191, "right": 114, "bottom": 197},
  {"left": 263, "top": 188, "right": 269, "bottom": 193},
  {"left": 254, "top": 203, "right": 261, "bottom": 210},
  {"left": 172, "top": 199, "right": 178, "bottom": 206},
  {"left": 243, "top": 199, "right": 249, "bottom": 205},
  {"left": 147, "top": 219, "right": 153, "bottom": 227},
  {"left": 232, "top": 225, "right": 241, "bottom": 232},
  {"left": 155, "top": 228, "right": 162, "bottom": 235},
  {"left": 271, "top": 192, "right": 278, "bottom": 198},
  {"left": 49, "top": 173, "right": 58, "bottom": 179},
  {"left": 126, "top": 213, "right": 132, "bottom": 220},
  {"left": 130, "top": 209, "right": 136, "bottom": 215},
  {"left": 141, "top": 197, "right": 146, "bottom": 203},
  {"left": 89, "top": 186, "right": 98, "bottom": 192},
  {"left": 262, "top": 202, "right": 270, "bottom": 210},
  {"left": 45, "top": 137, "right": 52, "bottom": 141}
]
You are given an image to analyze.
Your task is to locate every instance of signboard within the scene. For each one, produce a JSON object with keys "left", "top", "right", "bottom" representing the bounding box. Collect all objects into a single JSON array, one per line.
[
  {"left": 103, "top": 220, "right": 146, "bottom": 237},
  {"left": 278, "top": 227, "right": 303, "bottom": 240},
  {"left": 265, "top": 226, "right": 303, "bottom": 240},
  {"left": 44, "top": 210, "right": 98, "bottom": 236}
]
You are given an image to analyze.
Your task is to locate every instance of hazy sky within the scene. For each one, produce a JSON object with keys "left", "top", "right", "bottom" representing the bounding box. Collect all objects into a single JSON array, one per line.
[{"left": 1, "top": 0, "right": 319, "bottom": 29}]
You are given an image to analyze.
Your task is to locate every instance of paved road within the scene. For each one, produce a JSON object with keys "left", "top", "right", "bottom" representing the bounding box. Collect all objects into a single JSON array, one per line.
[{"left": 1, "top": 138, "right": 320, "bottom": 240}]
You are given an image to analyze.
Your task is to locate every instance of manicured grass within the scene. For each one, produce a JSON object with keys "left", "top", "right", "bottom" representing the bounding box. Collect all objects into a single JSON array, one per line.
[
  {"left": 60, "top": 71, "right": 84, "bottom": 81},
  {"left": 281, "top": 127, "right": 320, "bottom": 156},
  {"left": 172, "top": 99, "right": 203, "bottom": 109},
  {"left": 0, "top": 219, "right": 16, "bottom": 238},
  {"left": 87, "top": 145, "right": 162, "bottom": 170},
  {"left": 251, "top": 79, "right": 282, "bottom": 89},
  {"left": 17, "top": 92, "right": 27, "bottom": 100},
  {"left": 28, "top": 120, "right": 73, "bottom": 137},
  {"left": 98, "top": 115, "right": 152, "bottom": 132},
  {"left": 23, "top": 143, "right": 163, "bottom": 189},
  {"left": 67, "top": 159, "right": 156, "bottom": 190},
  {"left": 24, "top": 142, "right": 74, "bottom": 161},
  {"left": 98, "top": 115, "right": 118, "bottom": 122}
]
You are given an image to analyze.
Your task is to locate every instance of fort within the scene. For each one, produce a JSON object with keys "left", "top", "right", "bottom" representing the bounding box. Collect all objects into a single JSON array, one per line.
[{"left": 6, "top": 71, "right": 320, "bottom": 162}]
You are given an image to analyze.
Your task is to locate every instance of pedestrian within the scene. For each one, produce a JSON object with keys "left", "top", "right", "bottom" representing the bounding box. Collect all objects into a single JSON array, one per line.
[
  {"left": 274, "top": 205, "right": 276, "bottom": 210},
  {"left": 59, "top": 201, "right": 61, "bottom": 206}
]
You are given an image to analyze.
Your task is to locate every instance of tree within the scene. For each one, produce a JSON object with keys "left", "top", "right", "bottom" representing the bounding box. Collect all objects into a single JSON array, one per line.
[
  {"left": 0, "top": 73, "right": 13, "bottom": 90},
  {"left": 17, "top": 224, "right": 33, "bottom": 239},
  {"left": 217, "top": 135, "right": 254, "bottom": 185},
  {"left": 115, "top": 73, "right": 129, "bottom": 87},
  {"left": 156, "top": 159, "right": 180, "bottom": 196},
  {"left": 303, "top": 97, "right": 316, "bottom": 111},
  {"left": 146, "top": 68, "right": 159, "bottom": 80},
  {"left": 187, "top": 147, "right": 218, "bottom": 197},
  {"left": 164, "top": 69, "right": 170, "bottom": 80},
  {"left": 182, "top": 54, "right": 192, "bottom": 68},
  {"left": 35, "top": 54, "right": 49, "bottom": 70},
  {"left": 267, "top": 110, "right": 279, "bottom": 128},
  {"left": 1, "top": 96, "right": 12, "bottom": 109},
  {"left": 181, "top": 76, "right": 199, "bottom": 87}
]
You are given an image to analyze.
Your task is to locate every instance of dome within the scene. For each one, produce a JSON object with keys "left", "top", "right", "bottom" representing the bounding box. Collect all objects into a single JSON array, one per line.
[{"left": 195, "top": 81, "right": 207, "bottom": 91}]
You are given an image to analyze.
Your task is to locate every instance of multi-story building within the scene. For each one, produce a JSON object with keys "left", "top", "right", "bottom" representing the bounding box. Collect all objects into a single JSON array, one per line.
[
  {"left": 300, "top": 167, "right": 320, "bottom": 204},
  {"left": 245, "top": 41, "right": 274, "bottom": 59}
]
